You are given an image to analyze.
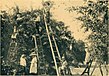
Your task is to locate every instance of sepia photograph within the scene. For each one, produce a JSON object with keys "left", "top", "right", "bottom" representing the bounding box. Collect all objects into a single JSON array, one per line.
[{"left": 0, "top": 0, "right": 109, "bottom": 76}]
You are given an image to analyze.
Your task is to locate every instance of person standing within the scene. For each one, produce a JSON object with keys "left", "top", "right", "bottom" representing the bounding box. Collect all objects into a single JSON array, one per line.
[
  {"left": 29, "top": 52, "right": 38, "bottom": 75},
  {"left": 20, "top": 54, "right": 27, "bottom": 75}
]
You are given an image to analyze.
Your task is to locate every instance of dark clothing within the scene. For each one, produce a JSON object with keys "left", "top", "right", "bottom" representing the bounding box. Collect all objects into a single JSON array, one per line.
[
  {"left": 30, "top": 73, "right": 37, "bottom": 75},
  {"left": 20, "top": 66, "right": 28, "bottom": 75}
]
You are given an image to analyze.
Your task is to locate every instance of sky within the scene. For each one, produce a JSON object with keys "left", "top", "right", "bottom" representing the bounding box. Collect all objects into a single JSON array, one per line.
[{"left": 0, "top": 0, "right": 91, "bottom": 41}]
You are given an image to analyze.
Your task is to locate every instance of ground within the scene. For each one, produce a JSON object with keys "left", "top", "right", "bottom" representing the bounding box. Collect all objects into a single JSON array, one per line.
[{"left": 70, "top": 64, "right": 109, "bottom": 76}]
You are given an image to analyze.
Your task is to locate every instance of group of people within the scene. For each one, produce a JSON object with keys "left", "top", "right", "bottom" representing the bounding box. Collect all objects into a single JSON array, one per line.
[
  {"left": 20, "top": 52, "right": 37, "bottom": 75},
  {"left": 19, "top": 52, "right": 70, "bottom": 75}
]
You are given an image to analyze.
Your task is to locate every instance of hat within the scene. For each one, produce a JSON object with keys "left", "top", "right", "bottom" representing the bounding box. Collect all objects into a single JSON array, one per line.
[
  {"left": 21, "top": 54, "right": 25, "bottom": 58},
  {"left": 30, "top": 52, "right": 37, "bottom": 56}
]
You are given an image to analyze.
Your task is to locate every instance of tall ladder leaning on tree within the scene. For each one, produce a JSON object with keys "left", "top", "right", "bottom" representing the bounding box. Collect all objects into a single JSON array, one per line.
[
  {"left": 42, "top": 5, "right": 62, "bottom": 76},
  {"left": 32, "top": 10, "right": 62, "bottom": 76}
]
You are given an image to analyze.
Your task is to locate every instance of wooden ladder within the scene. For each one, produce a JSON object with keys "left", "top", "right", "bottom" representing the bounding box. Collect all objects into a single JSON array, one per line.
[
  {"left": 7, "top": 26, "right": 18, "bottom": 66},
  {"left": 32, "top": 34, "right": 46, "bottom": 75},
  {"left": 81, "top": 59, "right": 93, "bottom": 76},
  {"left": 7, "top": 40, "right": 17, "bottom": 65},
  {"left": 43, "top": 10, "right": 61, "bottom": 76}
]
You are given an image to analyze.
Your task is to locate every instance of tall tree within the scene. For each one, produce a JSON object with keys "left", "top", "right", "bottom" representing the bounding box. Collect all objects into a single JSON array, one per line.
[
  {"left": 68, "top": 0, "right": 108, "bottom": 64},
  {"left": 1, "top": 2, "right": 86, "bottom": 74},
  {"left": 1, "top": 6, "right": 78, "bottom": 74}
]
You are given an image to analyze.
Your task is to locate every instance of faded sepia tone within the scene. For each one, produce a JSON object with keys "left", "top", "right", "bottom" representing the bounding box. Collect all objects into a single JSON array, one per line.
[
  {"left": 0, "top": 0, "right": 91, "bottom": 41},
  {"left": 1, "top": 0, "right": 108, "bottom": 76}
]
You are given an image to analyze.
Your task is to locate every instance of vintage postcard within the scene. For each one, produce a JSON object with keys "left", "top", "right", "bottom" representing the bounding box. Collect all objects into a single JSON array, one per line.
[{"left": 0, "top": 0, "right": 108, "bottom": 76}]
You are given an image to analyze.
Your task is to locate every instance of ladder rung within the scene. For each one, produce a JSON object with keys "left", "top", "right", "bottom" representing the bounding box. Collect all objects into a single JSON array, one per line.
[
  {"left": 36, "top": 34, "right": 39, "bottom": 36},
  {"left": 43, "top": 42, "right": 48, "bottom": 45},
  {"left": 49, "top": 32, "right": 55, "bottom": 35},
  {"left": 39, "top": 67, "right": 45, "bottom": 69},
  {"left": 54, "top": 51, "right": 57, "bottom": 52},
  {"left": 55, "top": 56, "right": 59, "bottom": 59},
  {"left": 54, "top": 52, "right": 58, "bottom": 55}
]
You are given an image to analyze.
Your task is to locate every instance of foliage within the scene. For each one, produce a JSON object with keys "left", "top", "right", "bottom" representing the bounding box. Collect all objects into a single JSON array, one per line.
[
  {"left": 1, "top": 4, "right": 86, "bottom": 74},
  {"left": 65, "top": 40, "right": 86, "bottom": 65},
  {"left": 68, "top": 0, "right": 108, "bottom": 64},
  {"left": 1, "top": 11, "right": 13, "bottom": 59}
]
